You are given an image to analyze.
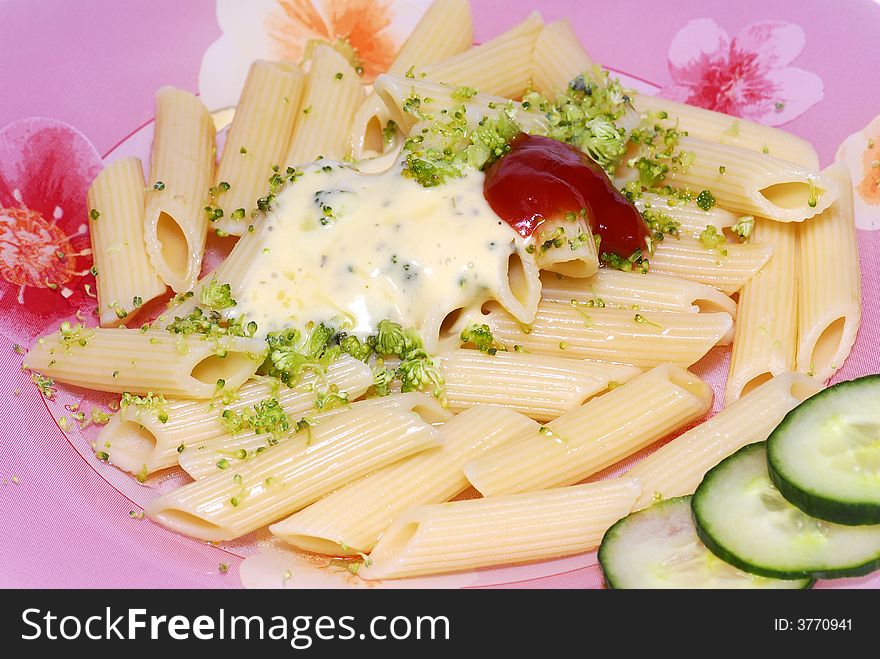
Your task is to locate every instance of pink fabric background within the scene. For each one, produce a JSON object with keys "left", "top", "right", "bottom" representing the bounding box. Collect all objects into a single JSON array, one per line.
[{"left": 1, "top": 0, "right": 879, "bottom": 589}]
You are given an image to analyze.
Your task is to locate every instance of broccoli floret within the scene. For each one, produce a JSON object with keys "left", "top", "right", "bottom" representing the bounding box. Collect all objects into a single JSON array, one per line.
[
  {"left": 264, "top": 324, "right": 340, "bottom": 386},
  {"left": 696, "top": 189, "right": 716, "bottom": 211},
  {"left": 199, "top": 278, "right": 237, "bottom": 310},
  {"left": 221, "top": 397, "right": 290, "bottom": 438},
  {"left": 374, "top": 320, "right": 423, "bottom": 358},
  {"left": 338, "top": 334, "right": 374, "bottom": 362},
  {"left": 459, "top": 323, "right": 500, "bottom": 354},
  {"left": 397, "top": 349, "right": 445, "bottom": 401}
]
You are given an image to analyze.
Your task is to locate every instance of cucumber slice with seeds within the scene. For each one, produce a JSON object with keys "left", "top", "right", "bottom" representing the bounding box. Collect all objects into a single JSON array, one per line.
[
  {"left": 767, "top": 375, "right": 880, "bottom": 525},
  {"left": 598, "top": 496, "right": 812, "bottom": 589},
  {"left": 692, "top": 442, "right": 880, "bottom": 579}
]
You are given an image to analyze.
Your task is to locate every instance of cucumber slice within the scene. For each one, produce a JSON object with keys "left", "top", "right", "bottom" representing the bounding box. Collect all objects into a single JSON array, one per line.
[
  {"left": 598, "top": 496, "right": 812, "bottom": 589},
  {"left": 693, "top": 442, "right": 880, "bottom": 579},
  {"left": 767, "top": 375, "right": 880, "bottom": 525}
]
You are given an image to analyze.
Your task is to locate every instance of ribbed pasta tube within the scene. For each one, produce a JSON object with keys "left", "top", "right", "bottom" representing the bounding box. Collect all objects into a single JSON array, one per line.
[
  {"left": 531, "top": 19, "right": 594, "bottom": 96},
  {"left": 99, "top": 355, "right": 372, "bottom": 476},
  {"left": 633, "top": 94, "right": 820, "bottom": 169},
  {"left": 388, "top": 0, "right": 473, "bottom": 75},
  {"left": 626, "top": 372, "right": 822, "bottom": 509},
  {"left": 416, "top": 11, "right": 544, "bottom": 98},
  {"left": 285, "top": 44, "right": 365, "bottom": 167},
  {"left": 24, "top": 329, "right": 265, "bottom": 398},
  {"left": 531, "top": 216, "right": 598, "bottom": 278},
  {"left": 439, "top": 349, "right": 642, "bottom": 421},
  {"left": 797, "top": 162, "right": 861, "bottom": 381},
  {"left": 482, "top": 300, "right": 733, "bottom": 367},
  {"left": 178, "top": 392, "right": 451, "bottom": 480},
  {"left": 464, "top": 364, "right": 712, "bottom": 496},
  {"left": 360, "top": 478, "right": 641, "bottom": 580},
  {"left": 212, "top": 60, "right": 305, "bottom": 236},
  {"left": 87, "top": 157, "right": 166, "bottom": 326},
  {"left": 725, "top": 218, "right": 798, "bottom": 404},
  {"left": 145, "top": 406, "right": 442, "bottom": 541},
  {"left": 665, "top": 136, "right": 836, "bottom": 222},
  {"left": 539, "top": 269, "right": 736, "bottom": 316},
  {"left": 270, "top": 405, "right": 539, "bottom": 555},
  {"left": 143, "top": 87, "right": 216, "bottom": 292},
  {"left": 634, "top": 192, "right": 741, "bottom": 237},
  {"left": 648, "top": 238, "right": 773, "bottom": 294}
]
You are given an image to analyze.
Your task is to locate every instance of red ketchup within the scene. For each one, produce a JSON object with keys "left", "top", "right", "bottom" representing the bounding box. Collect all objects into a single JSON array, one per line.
[{"left": 483, "top": 133, "right": 647, "bottom": 258}]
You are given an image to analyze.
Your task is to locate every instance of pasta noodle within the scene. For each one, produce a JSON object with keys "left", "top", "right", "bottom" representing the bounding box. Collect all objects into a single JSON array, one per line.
[
  {"left": 664, "top": 136, "right": 836, "bottom": 223},
  {"left": 146, "top": 405, "right": 442, "bottom": 541},
  {"left": 360, "top": 477, "right": 641, "bottom": 579},
  {"left": 416, "top": 11, "right": 544, "bottom": 98},
  {"left": 632, "top": 94, "right": 820, "bottom": 169},
  {"left": 178, "top": 392, "right": 451, "bottom": 480},
  {"left": 796, "top": 162, "right": 861, "bottom": 381},
  {"left": 626, "top": 372, "right": 822, "bottom": 509},
  {"left": 98, "top": 355, "right": 373, "bottom": 476},
  {"left": 481, "top": 299, "right": 733, "bottom": 367},
  {"left": 270, "top": 405, "right": 539, "bottom": 554},
  {"left": 285, "top": 44, "right": 365, "bottom": 167},
  {"left": 438, "top": 349, "right": 642, "bottom": 421},
  {"left": 24, "top": 329, "right": 265, "bottom": 398},
  {"left": 648, "top": 238, "right": 774, "bottom": 294},
  {"left": 143, "top": 87, "right": 216, "bottom": 292},
  {"left": 212, "top": 59, "right": 305, "bottom": 237},
  {"left": 86, "top": 157, "right": 166, "bottom": 326},
  {"left": 725, "top": 218, "right": 798, "bottom": 404},
  {"left": 531, "top": 19, "right": 594, "bottom": 97},
  {"left": 539, "top": 269, "right": 736, "bottom": 316},
  {"left": 464, "top": 364, "right": 712, "bottom": 496}
]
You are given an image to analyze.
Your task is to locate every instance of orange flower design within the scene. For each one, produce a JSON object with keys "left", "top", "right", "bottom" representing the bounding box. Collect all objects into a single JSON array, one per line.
[
  {"left": 266, "top": 0, "right": 397, "bottom": 82},
  {"left": 857, "top": 128, "right": 880, "bottom": 205}
]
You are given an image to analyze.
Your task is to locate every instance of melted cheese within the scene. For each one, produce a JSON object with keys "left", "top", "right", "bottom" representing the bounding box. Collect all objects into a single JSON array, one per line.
[{"left": 228, "top": 161, "right": 536, "bottom": 348}]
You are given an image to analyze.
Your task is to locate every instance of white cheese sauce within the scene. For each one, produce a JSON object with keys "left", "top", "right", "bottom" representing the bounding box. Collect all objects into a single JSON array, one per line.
[{"left": 229, "top": 161, "right": 535, "bottom": 348}]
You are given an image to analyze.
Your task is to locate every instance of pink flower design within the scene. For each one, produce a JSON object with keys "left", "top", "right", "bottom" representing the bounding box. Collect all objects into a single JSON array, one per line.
[
  {"left": 658, "top": 19, "right": 824, "bottom": 126},
  {"left": 0, "top": 117, "right": 103, "bottom": 342}
]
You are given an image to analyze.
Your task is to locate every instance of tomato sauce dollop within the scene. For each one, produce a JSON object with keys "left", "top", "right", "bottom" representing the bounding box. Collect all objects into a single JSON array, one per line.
[{"left": 483, "top": 133, "right": 647, "bottom": 258}]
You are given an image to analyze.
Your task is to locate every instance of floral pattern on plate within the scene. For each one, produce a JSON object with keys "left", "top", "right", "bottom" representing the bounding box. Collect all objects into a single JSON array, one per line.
[
  {"left": 658, "top": 18, "right": 823, "bottom": 126},
  {"left": 198, "top": 0, "right": 432, "bottom": 110},
  {"left": 0, "top": 117, "right": 101, "bottom": 342}
]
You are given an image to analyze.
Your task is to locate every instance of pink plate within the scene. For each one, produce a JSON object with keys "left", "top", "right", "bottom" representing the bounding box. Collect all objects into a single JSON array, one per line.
[{"left": 1, "top": 0, "right": 879, "bottom": 589}]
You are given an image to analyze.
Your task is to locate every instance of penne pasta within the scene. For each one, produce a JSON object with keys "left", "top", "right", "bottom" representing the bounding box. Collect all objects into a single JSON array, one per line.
[
  {"left": 626, "top": 372, "right": 822, "bottom": 509},
  {"left": 285, "top": 44, "right": 365, "bottom": 167},
  {"left": 143, "top": 87, "right": 216, "bottom": 292},
  {"left": 24, "top": 329, "right": 265, "bottom": 398},
  {"left": 87, "top": 157, "right": 166, "bottom": 326},
  {"left": 530, "top": 215, "right": 598, "bottom": 278},
  {"left": 633, "top": 94, "right": 820, "bottom": 170},
  {"left": 360, "top": 478, "right": 641, "bottom": 579},
  {"left": 388, "top": 0, "right": 474, "bottom": 76},
  {"left": 145, "top": 405, "right": 442, "bottom": 542},
  {"left": 634, "top": 192, "right": 741, "bottom": 237},
  {"left": 664, "top": 136, "right": 836, "bottom": 223},
  {"left": 539, "top": 269, "right": 736, "bottom": 316},
  {"left": 270, "top": 405, "right": 539, "bottom": 555},
  {"left": 481, "top": 299, "right": 733, "bottom": 367},
  {"left": 416, "top": 11, "right": 544, "bottom": 98},
  {"left": 438, "top": 349, "right": 642, "bottom": 421},
  {"left": 212, "top": 59, "right": 305, "bottom": 237},
  {"left": 725, "top": 218, "right": 798, "bottom": 404},
  {"left": 99, "top": 355, "right": 373, "bottom": 476},
  {"left": 464, "top": 364, "right": 712, "bottom": 496},
  {"left": 796, "top": 162, "right": 861, "bottom": 381},
  {"left": 178, "top": 392, "right": 451, "bottom": 480},
  {"left": 349, "top": 0, "right": 474, "bottom": 162},
  {"left": 531, "top": 19, "right": 594, "bottom": 97},
  {"left": 648, "top": 238, "right": 774, "bottom": 294}
]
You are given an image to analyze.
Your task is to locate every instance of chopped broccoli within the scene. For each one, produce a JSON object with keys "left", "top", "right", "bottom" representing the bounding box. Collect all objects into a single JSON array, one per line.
[
  {"left": 264, "top": 323, "right": 340, "bottom": 386},
  {"left": 460, "top": 323, "right": 501, "bottom": 354},
  {"left": 199, "top": 278, "right": 237, "bottom": 310},
  {"left": 221, "top": 397, "right": 289, "bottom": 438},
  {"left": 731, "top": 215, "right": 755, "bottom": 241},
  {"left": 695, "top": 189, "right": 716, "bottom": 211}
]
